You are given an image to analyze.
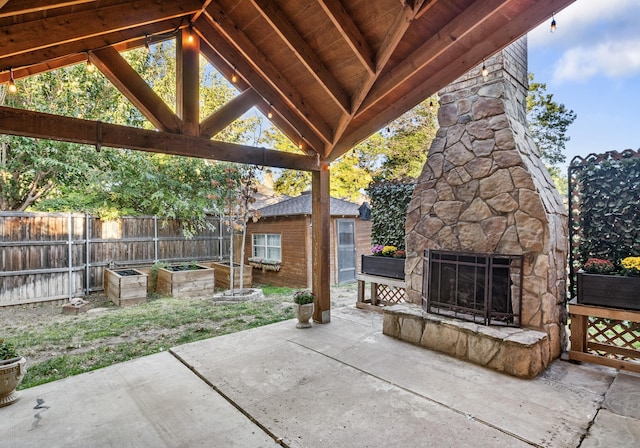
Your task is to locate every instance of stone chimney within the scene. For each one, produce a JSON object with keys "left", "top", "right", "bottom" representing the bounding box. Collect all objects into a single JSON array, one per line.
[{"left": 404, "top": 38, "right": 568, "bottom": 359}]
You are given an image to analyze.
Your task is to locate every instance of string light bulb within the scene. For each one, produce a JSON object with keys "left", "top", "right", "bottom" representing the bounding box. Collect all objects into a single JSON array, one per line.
[
  {"left": 187, "top": 23, "right": 194, "bottom": 43},
  {"left": 86, "top": 59, "right": 95, "bottom": 73},
  {"left": 267, "top": 105, "right": 273, "bottom": 119},
  {"left": 145, "top": 34, "right": 151, "bottom": 53},
  {"left": 231, "top": 68, "right": 238, "bottom": 83},
  {"left": 429, "top": 101, "right": 434, "bottom": 111},
  {"left": 481, "top": 60, "right": 488, "bottom": 77},
  {"left": 7, "top": 68, "right": 17, "bottom": 94},
  {"left": 550, "top": 14, "right": 557, "bottom": 33}
]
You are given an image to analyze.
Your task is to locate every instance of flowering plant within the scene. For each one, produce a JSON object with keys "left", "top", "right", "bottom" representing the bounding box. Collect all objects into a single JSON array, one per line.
[
  {"left": 371, "top": 244, "right": 405, "bottom": 258},
  {"left": 582, "top": 258, "right": 615, "bottom": 274},
  {"left": 621, "top": 256, "right": 640, "bottom": 276},
  {"left": 293, "top": 290, "right": 315, "bottom": 305}
]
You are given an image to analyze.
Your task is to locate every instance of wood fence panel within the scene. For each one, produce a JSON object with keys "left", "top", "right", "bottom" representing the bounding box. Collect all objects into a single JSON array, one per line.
[{"left": 0, "top": 212, "right": 228, "bottom": 306}]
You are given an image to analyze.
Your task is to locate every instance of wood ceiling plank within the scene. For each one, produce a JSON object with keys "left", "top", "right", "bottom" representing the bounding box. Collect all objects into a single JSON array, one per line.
[
  {"left": 0, "top": 0, "right": 201, "bottom": 60},
  {"left": 0, "top": 54, "right": 85, "bottom": 83},
  {"left": 0, "top": 18, "right": 184, "bottom": 71},
  {"left": 358, "top": 0, "right": 510, "bottom": 116},
  {"left": 0, "top": 105, "right": 321, "bottom": 171},
  {"left": 0, "top": 0, "right": 96, "bottom": 18},
  {"left": 201, "top": 4, "right": 333, "bottom": 151},
  {"left": 250, "top": 0, "right": 350, "bottom": 114},
  {"left": 90, "top": 46, "right": 182, "bottom": 133},
  {"left": 200, "top": 88, "right": 260, "bottom": 138},
  {"left": 317, "top": 0, "right": 374, "bottom": 75}
]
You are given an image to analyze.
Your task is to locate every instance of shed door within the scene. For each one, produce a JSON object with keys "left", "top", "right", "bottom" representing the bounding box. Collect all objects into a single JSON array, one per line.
[{"left": 337, "top": 219, "right": 356, "bottom": 284}]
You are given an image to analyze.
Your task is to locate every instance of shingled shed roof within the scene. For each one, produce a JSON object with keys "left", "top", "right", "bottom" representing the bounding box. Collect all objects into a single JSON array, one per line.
[{"left": 259, "top": 192, "right": 359, "bottom": 218}]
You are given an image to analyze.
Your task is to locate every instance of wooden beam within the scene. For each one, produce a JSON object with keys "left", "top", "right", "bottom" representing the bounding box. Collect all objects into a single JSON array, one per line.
[
  {"left": 0, "top": 18, "right": 185, "bottom": 73},
  {"left": 177, "top": 28, "right": 200, "bottom": 136},
  {"left": 0, "top": 0, "right": 96, "bottom": 18},
  {"left": 196, "top": 15, "right": 328, "bottom": 155},
  {"left": 198, "top": 39, "right": 312, "bottom": 154},
  {"left": 251, "top": 0, "right": 350, "bottom": 114},
  {"left": 312, "top": 166, "right": 331, "bottom": 324},
  {"left": 200, "top": 89, "right": 261, "bottom": 139},
  {"left": 317, "top": 0, "right": 375, "bottom": 75},
  {"left": 0, "top": 106, "right": 321, "bottom": 171},
  {"left": 358, "top": 0, "right": 510, "bottom": 115},
  {"left": 332, "top": 0, "right": 575, "bottom": 160},
  {"left": 90, "top": 46, "right": 182, "bottom": 133},
  {"left": 203, "top": 1, "right": 334, "bottom": 149},
  {"left": 0, "top": 0, "right": 201, "bottom": 60}
]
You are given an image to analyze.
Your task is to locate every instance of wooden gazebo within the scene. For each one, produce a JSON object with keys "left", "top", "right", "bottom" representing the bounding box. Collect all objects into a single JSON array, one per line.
[{"left": 0, "top": 0, "right": 574, "bottom": 323}]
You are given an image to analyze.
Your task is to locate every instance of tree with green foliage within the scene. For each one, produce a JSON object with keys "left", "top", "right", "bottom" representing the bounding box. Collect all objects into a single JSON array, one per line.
[
  {"left": 269, "top": 96, "right": 437, "bottom": 199},
  {"left": 2, "top": 43, "right": 261, "bottom": 236},
  {"left": 527, "top": 73, "right": 577, "bottom": 168}
]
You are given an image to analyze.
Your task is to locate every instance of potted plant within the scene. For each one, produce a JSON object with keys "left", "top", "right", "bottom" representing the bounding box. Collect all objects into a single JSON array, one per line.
[
  {"left": 293, "top": 290, "right": 315, "bottom": 328},
  {"left": 361, "top": 244, "right": 406, "bottom": 279},
  {"left": 0, "top": 339, "right": 26, "bottom": 408},
  {"left": 577, "top": 256, "right": 640, "bottom": 311}
]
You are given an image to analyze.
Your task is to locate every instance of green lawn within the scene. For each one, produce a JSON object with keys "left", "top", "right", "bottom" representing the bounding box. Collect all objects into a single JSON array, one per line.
[{"left": 10, "top": 286, "right": 298, "bottom": 389}]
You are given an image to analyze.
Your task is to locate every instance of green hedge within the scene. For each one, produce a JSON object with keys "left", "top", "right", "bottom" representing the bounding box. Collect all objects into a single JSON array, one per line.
[{"left": 366, "top": 180, "right": 415, "bottom": 250}]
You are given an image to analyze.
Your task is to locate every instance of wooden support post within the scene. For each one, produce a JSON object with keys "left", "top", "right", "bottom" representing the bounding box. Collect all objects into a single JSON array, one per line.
[
  {"left": 312, "top": 165, "right": 331, "bottom": 323},
  {"left": 177, "top": 28, "right": 199, "bottom": 136}
]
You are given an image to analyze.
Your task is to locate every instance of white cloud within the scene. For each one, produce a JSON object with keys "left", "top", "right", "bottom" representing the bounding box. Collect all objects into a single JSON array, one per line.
[
  {"left": 529, "top": 0, "right": 640, "bottom": 48},
  {"left": 553, "top": 39, "right": 640, "bottom": 82}
]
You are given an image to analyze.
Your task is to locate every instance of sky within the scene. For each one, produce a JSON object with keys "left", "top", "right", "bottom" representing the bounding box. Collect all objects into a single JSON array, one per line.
[{"left": 527, "top": 0, "right": 640, "bottom": 171}]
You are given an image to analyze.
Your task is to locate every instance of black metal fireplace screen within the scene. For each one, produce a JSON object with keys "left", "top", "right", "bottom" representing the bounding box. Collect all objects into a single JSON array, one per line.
[{"left": 422, "top": 250, "right": 523, "bottom": 327}]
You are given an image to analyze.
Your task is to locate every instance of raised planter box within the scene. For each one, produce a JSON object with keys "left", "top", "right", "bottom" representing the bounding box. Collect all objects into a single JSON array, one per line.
[
  {"left": 202, "top": 262, "right": 252, "bottom": 290},
  {"left": 361, "top": 255, "right": 405, "bottom": 280},
  {"left": 156, "top": 264, "right": 215, "bottom": 297},
  {"left": 577, "top": 272, "right": 640, "bottom": 311},
  {"left": 104, "top": 268, "right": 148, "bottom": 307}
]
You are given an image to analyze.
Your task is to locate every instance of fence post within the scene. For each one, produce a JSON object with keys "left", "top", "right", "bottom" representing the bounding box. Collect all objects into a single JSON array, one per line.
[
  {"left": 85, "top": 213, "right": 90, "bottom": 295},
  {"left": 154, "top": 216, "right": 159, "bottom": 263},
  {"left": 68, "top": 213, "right": 73, "bottom": 301}
]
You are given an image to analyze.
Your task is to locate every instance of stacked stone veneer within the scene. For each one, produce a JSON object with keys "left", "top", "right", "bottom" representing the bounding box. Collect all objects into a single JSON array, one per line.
[{"left": 399, "top": 38, "right": 568, "bottom": 369}]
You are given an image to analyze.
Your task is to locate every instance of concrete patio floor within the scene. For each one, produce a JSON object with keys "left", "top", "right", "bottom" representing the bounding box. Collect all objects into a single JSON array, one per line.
[{"left": 1, "top": 305, "right": 639, "bottom": 447}]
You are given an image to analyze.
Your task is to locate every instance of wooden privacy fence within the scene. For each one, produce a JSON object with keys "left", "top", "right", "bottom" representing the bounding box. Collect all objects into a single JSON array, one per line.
[{"left": 0, "top": 212, "right": 231, "bottom": 306}]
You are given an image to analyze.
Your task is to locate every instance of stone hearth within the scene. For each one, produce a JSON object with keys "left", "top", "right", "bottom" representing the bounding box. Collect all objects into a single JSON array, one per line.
[{"left": 391, "top": 38, "right": 568, "bottom": 376}]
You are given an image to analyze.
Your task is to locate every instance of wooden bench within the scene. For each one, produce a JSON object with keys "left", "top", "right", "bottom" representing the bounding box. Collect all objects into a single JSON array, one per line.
[
  {"left": 356, "top": 273, "right": 406, "bottom": 309},
  {"left": 568, "top": 299, "right": 640, "bottom": 373}
]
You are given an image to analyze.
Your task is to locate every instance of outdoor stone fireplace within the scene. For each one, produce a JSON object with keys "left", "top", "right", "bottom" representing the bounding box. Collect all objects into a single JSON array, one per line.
[{"left": 383, "top": 38, "right": 568, "bottom": 378}]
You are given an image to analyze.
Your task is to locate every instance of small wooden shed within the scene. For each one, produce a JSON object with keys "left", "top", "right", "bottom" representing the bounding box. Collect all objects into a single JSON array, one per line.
[{"left": 246, "top": 192, "right": 371, "bottom": 288}]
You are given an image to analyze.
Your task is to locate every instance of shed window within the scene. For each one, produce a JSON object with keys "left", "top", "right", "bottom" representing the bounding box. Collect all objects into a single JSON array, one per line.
[{"left": 252, "top": 234, "right": 282, "bottom": 261}]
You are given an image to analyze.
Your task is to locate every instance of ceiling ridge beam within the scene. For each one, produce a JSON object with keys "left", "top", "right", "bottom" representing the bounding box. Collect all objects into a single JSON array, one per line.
[
  {"left": 0, "top": 105, "right": 322, "bottom": 171},
  {"left": 198, "top": 37, "right": 322, "bottom": 155},
  {"left": 90, "top": 46, "right": 182, "bottom": 133},
  {"left": 329, "top": 2, "right": 416, "bottom": 149},
  {"left": 0, "top": 0, "right": 201, "bottom": 62},
  {"left": 356, "top": 0, "right": 511, "bottom": 117},
  {"left": 202, "top": 4, "right": 333, "bottom": 152},
  {"left": 200, "top": 89, "right": 260, "bottom": 139},
  {"left": 317, "top": 0, "right": 375, "bottom": 75},
  {"left": 250, "top": 0, "right": 350, "bottom": 114}
]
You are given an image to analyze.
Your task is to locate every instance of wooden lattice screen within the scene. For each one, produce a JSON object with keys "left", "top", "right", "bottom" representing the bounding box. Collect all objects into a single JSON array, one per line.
[{"left": 567, "top": 148, "right": 640, "bottom": 299}]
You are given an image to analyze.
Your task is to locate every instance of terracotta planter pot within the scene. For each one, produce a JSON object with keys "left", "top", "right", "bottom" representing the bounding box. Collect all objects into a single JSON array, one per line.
[
  {"left": 361, "top": 255, "right": 405, "bottom": 279},
  {"left": 294, "top": 303, "right": 314, "bottom": 328},
  {"left": 577, "top": 272, "right": 640, "bottom": 311},
  {"left": 0, "top": 357, "right": 26, "bottom": 408}
]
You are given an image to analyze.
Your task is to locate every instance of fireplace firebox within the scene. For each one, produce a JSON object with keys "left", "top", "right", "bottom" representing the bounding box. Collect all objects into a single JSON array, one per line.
[{"left": 422, "top": 250, "right": 522, "bottom": 327}]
